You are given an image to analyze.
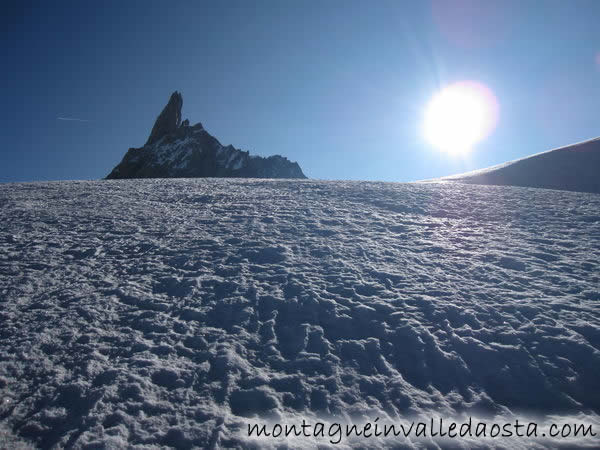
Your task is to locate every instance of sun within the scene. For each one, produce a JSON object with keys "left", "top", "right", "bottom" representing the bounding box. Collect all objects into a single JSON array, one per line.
[{"left": 422, "top": 81, "right": 499, "bottom": 156}]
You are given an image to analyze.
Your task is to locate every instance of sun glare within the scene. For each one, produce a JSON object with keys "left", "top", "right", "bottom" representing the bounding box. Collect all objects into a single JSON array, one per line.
[{"left": 423, "top": 81, "right": 499, "bottom": 156}]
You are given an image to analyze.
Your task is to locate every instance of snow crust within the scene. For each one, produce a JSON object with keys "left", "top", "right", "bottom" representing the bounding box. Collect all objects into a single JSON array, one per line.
[{"left": 1, "top": 179, "right": 599, "bottom": 448}]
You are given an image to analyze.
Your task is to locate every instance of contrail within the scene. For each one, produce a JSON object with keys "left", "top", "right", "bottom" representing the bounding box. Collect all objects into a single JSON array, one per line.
[{"left": 57, "top": 117, "right": 90, "bottom": 122}]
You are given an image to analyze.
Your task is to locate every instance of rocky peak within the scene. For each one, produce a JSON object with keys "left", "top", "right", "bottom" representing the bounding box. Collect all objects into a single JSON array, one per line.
[
  {"left": 106, "top": 91, "right": 306, "bottom": 180},
  {"left": 145, "top": 91, "right": 183, "bottom": 146}
]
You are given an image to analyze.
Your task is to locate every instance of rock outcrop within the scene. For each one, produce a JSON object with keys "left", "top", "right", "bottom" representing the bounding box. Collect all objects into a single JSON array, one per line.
[
  {"left": 145, "top": 91, "right": 183, "bottom": 146},
  {"left": 106, "top": 92, "right": 306, "bottom": 180}
]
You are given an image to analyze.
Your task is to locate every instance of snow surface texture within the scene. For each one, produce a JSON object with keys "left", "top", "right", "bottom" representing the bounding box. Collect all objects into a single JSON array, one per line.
[
  {"left": 1, "top": 179, "right": 599, "bottom": 448},
  {"left": 435, "top": 137, "right": 600, "bottom": 194}
]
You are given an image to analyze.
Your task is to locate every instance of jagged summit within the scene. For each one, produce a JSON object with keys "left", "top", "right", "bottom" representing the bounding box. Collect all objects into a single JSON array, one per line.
[
  {"left": 146, "top": 91, "right": 183, "bottom": 146},
  {"left": 106, "top": 92, "right": 306, "bottom": 180}
]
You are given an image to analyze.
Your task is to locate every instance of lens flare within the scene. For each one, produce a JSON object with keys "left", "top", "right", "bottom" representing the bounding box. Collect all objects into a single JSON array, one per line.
[{"left": 423, "top": 81, "right": 499, "bottom": 155}]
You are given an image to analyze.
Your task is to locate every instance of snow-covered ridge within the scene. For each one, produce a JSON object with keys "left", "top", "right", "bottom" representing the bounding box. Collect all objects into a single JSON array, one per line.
[
  {"left": 1, "top": 178, "right": 599, "bottom": 448},
  {"left": 129, "top": 132, "right": 246, "bottom": 173},
  {"left": 428, "top": 136, "right": 600, "bottom": 194}
]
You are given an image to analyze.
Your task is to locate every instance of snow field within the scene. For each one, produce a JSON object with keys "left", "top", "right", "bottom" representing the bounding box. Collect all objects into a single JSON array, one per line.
[{"left": 0, "top": 178, "right": 599, "bottom": 448}]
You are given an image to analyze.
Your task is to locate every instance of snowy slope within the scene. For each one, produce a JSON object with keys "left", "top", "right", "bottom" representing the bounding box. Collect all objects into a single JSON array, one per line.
[
  {"left": 435, "top": 137, "right": 600, "bottom": 194},
  {"left": 1, "top": 179, "right": 599, "bottom": 448}
]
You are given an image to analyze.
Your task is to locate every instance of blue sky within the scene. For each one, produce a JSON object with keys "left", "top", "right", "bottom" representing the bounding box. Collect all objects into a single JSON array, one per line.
[{"left": 2, "top": 0, "right": 599, "bottom": 182}]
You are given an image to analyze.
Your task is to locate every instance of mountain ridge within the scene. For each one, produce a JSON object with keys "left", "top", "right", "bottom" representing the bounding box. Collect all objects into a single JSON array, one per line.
[{"left": 106, "top": 92, "right": 306, "bottom": 180}]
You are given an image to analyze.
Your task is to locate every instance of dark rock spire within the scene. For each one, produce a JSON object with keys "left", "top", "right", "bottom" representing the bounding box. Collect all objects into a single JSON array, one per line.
[
  {"left": 106, "top": 90, "right": 307, "bottom": 180},
  {"left": 145, "top": 91, "right": 183, "bottom": 146}
]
